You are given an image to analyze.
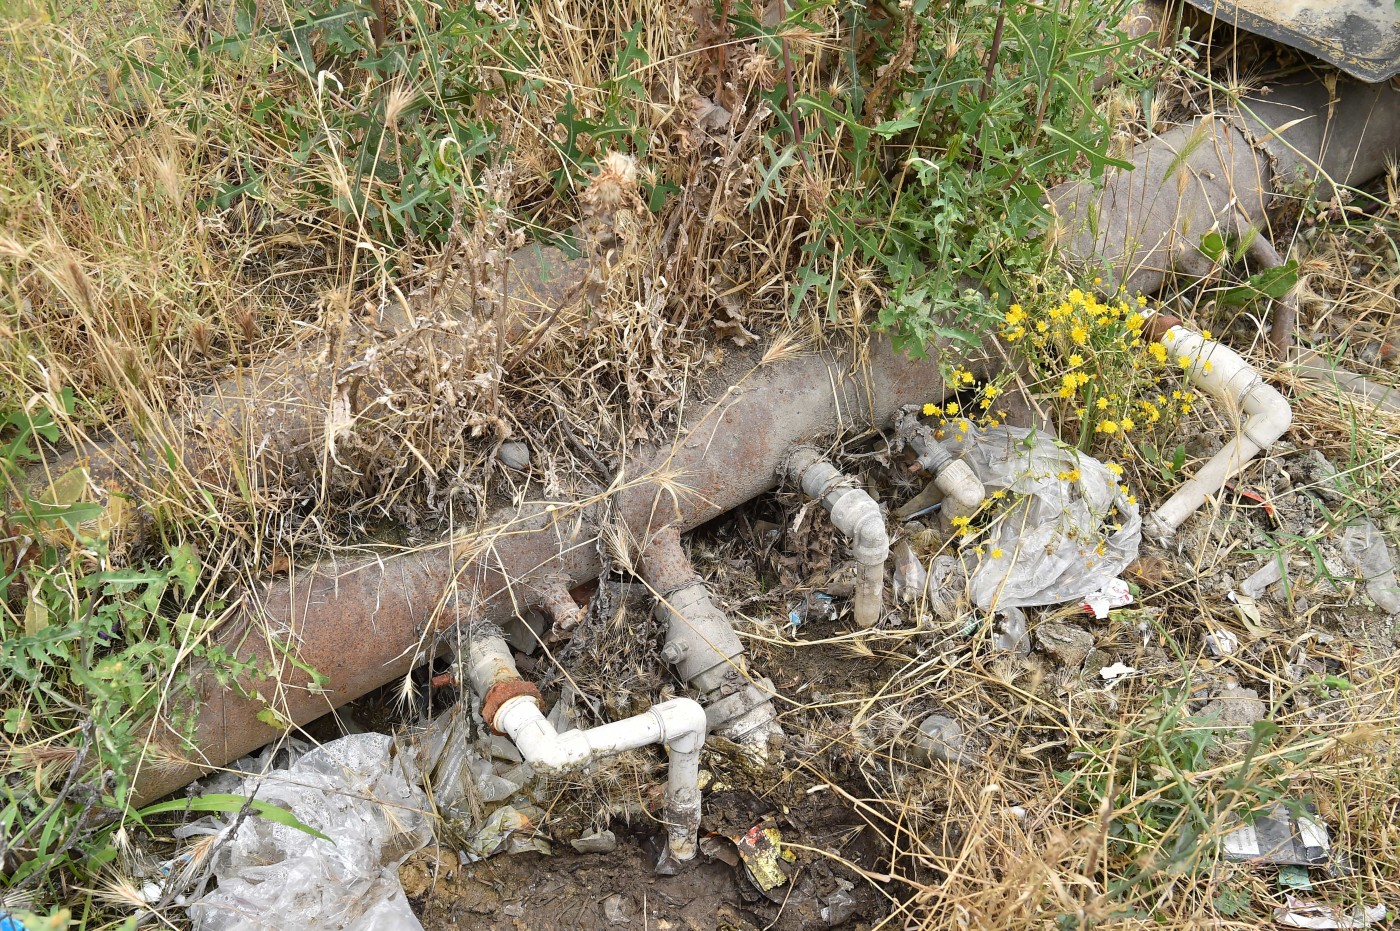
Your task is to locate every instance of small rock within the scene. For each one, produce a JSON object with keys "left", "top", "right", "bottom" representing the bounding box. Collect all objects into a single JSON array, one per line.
[
  {"left": 498, "top": 441, "right": 531, "bottom": 471},
  {"left": 1035, "top": 622, "right": 1095, "bottom": 668},
  {"left": 570, "top": 830, "right": 617, "bottom": 854},
  {"left": 911, "top": 714, "right": 976, "bottom": 765},
  {"left": 1199, "top": 685, "right": 1266, "bottom": 727},
  {"left": 1082, "top": 649, "right": 1116, "bottom": 678},
  {"left": 602, "top": 893, "right": 631, "bottom": 925}
]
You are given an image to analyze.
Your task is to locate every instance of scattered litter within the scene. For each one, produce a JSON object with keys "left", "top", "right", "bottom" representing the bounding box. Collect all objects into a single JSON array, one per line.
[
  {"left": 821, "top": 886, "right": 859, "bottom": 926},
  {"left": 570, "top": 830, "right": 618, "bottom": 854},
  {"left": 919, "top": 555, "right": 968, "bottom": 624},
  {"left": 789, "top": 592, "right": 837, "bottom": 630},
  {"left": 1206, "top": 628, "right": 1240, "bottom": 657},
  {"left": 892, "top": 539, "right": 928, "bottom": 604},
  {"left": 1099, "top": 662, "right": 1138, "bottom": 686},
  {"left": 729, "top": 823, "right": 793, "bottom": 894},
  {"left": 1082, "top": 578, "right": 1133, "bottom": 618},
  {"left": 1273, "top": 896, "right": 1387, "bottom": 929},
  {"left": 955, "top": 426, "right": 1141, "bottom": 611},
  {"left": 184, "top": 734, "right": 433, "bottom": 931},
  {"left": 911, "top": 714, "right": 975, "bottom": 766},
  {"left": 0, "top": 914, "right": 21, "bottom": 931},
  {"left": 1222, "top": 802, "right": 1329, "bottom": 866},
  {"left": 465, "top": 804, "right": 552, "bottom": 860},
  {"left": 1242, "top": 559, "right": 1285, "bottom": 600},
  {"left": 1340, "top": 521, "right": 1400, "bottom": 614},
  {"left": 1279, "top": 865, "right": 1314, "bottom": 891},
  {"left": 699, "top": 834, "right": 741, "bottom": 867}
]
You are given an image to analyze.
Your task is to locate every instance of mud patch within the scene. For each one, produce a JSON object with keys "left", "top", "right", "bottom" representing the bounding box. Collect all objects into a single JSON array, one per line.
[{"left": 404, "top": 788, "right": 887, "bottom": 930}]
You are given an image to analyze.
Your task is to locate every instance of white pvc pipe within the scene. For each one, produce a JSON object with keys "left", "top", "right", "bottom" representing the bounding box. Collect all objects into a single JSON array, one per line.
[
  {"left": 464, "top": 630, "right": 708, "bottom": 862},
  {"left": 932, "top": 458, "right": 985, "bottom": 518},
  {"left": 786, "top": 447, "right": 891, "bottom": 628},
  {"left": 1147, "top": 325, "right": 1293, "bottom": 537},
  {"left": 494, "top": 694, "right": 706, "bottom": 861}
]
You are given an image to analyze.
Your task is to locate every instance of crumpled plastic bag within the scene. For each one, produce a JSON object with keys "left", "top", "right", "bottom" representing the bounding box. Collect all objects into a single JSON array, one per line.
[
  {"left": 954, "top": 426, "right": 1140, "bottom": 610},
  {"left": 185, "top": 734, "right": 432, "bottom": 931}
]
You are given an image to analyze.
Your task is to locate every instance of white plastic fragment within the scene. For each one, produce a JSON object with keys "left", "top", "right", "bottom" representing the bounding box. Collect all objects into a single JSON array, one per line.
[
  {"left": 1098, "top": 663, "right": 1138, "bottom": 686},
  {"left": 1206, "top": 629, "right": 1240, "bottom": 657},
  {"left": 1082, "top": 578, "right": 1133, "bottom": 619},
  {"left": 1273, "top": 896, "right": 1388, "bottom": 929},
  {"left": 1241, "top": 559, "right": 1285, "bottom": 600},
  {"left": 1340, "top": 521, "right": 1400, "bottom": 614},
  {"left": 1222, "top": 802, "right": 1329, "bottom": 865},
  {"left": 953, "top": 426, "right": 1141, "bottom": 611}
]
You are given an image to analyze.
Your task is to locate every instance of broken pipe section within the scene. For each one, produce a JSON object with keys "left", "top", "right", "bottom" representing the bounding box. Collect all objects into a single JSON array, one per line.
[{"left": 131, "top": 326, "right": 953, "bottom": 804}]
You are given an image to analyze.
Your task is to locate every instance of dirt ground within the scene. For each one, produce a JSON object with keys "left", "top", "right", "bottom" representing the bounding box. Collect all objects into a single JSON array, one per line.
[{"left": 401, "top": 787, "right": 887, "bottom": 930}]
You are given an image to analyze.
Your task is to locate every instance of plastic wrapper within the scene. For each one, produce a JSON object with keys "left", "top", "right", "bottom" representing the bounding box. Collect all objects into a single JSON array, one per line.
[
  {"left": 1340, "top": 520, "right": 1400, "bottom": 614},
  {"left": 186, "top": 734, "right": 432, "bottom": 931},
  {"left": 955, "top": 426, "right": 1140, "bottom": 610}
]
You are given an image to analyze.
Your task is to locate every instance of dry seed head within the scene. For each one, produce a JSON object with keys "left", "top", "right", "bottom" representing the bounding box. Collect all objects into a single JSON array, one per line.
[
  {"left": 235, "top": 305, "right": 262, "bottom": 343},
  {"left": 581, "top": 152, "right": 641, "bottom": 213},
  {"left": 384, "top": 83, "right": 417, "bottom": 128}
]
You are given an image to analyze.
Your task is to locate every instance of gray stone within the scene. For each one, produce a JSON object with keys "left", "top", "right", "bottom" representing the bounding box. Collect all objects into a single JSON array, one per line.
[
  {"left": 1035, "top": 622, "right": 1095, "bottom": 668},
  {"left": 1198, "top": 685, "right": 1267, "bottom": 730},
  {"left": 498, "top": 441, "right": 531, "bottom": 471}
]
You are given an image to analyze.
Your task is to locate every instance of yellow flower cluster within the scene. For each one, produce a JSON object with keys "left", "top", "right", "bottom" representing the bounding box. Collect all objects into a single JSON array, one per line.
[
  {"left": 999, "top": 281, "right": 1193, "bottom": 452},
  {"left": 921, "top": 366, "right": 1011, "bottom": 442}
]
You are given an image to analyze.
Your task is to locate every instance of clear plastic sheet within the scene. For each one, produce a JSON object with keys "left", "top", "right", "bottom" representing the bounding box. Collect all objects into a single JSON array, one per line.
[
  {"left": 186, "top": 734, "right": 432, "bottom": 931},
  {"left": 955, "top": 426, "right": 1141, "bottom": 610}
]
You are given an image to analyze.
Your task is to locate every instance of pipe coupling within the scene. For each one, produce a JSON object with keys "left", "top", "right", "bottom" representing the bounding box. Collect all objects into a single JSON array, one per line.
[{"left": 482, "top": 679, "right": 543, "bottom": 735}]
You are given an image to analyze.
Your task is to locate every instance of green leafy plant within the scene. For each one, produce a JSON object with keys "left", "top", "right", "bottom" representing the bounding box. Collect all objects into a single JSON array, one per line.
[
  {"left": 0, "top": 397, "right": 248, "bottom": 903},
  {"left": 780, "top": 0, "right": 1151, "bottom": 352}
]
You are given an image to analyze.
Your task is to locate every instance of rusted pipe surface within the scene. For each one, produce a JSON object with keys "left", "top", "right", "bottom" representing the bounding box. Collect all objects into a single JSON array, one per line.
[
  {"left": 1050, "top": 79, "right": 1400, "bottom": 304},
  {"left": 132, "top": 336, "right": 949, "bottom": 803}
]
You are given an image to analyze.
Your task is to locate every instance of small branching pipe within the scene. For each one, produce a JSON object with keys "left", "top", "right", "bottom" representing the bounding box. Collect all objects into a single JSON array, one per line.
[
  {"left": 1146, "top": 320, "right": 1293, "bottom": 538},
  {"left": 640, "top": 527, "right": 780, "bottom": 752},
  {"left": 462, "top": 622, "right": 708, "bottom": 864},
  {"left": 784, "top": 446, "right": 891, "bottom": 628},
  {"left": 906, "top": 432, "right": 986, "bottom": 527}
]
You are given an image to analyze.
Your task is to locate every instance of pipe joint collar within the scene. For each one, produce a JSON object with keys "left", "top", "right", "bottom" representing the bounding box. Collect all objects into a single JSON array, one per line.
[
  {"left": 482, "top": 679, "right": 543, "bottom": 736},
  {"left": 650, "top": 697, "right": 708, "bottom": 754},
  {"left": 933, "top": 459, "right": 985, "bottom": 513}
]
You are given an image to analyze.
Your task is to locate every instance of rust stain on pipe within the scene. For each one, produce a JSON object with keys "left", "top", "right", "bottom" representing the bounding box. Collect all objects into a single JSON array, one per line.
[{"left": 132, "top": 335, "right": 949, "bottom": 804}]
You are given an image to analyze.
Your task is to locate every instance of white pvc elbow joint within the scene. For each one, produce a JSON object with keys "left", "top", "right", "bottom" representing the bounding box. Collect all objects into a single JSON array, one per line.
[
  {"left": 932, "top": 458, "right": 985, "bottom": 514},
  {"left": 829, "top": 491, "right": 889, "bottom": 567},
  {"left": 1162, "top": 326, "right": 1291, "bottom": 444},
  {"left": 1148, "top": 325, "right": 1293, "bottom": 536}
]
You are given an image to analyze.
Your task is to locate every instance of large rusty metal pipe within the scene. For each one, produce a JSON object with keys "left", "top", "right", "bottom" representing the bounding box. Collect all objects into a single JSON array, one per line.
[
  {"left": 1051, "top": 78, "right": 1400, "bottom": 302},
  {"left": 49, "top": 241, "right": 585, "bottom": 502},
  {"left": 133, "top": 336, "right": 949, "bottom": 804}
]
